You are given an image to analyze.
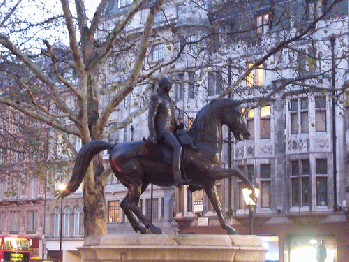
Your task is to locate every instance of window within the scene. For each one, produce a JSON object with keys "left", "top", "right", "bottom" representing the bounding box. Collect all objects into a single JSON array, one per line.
[
  {"left": 243, "top": 108, "right": 255, "bottom": 139},
  {"left": 123, "top": 126, "right": 128, "bottom": 141},
  {"left": 63, "top": 207, "right": 71, "bottom": 236},
  {"left": 54, "top": 207, "right": 60, "bottom": 236},
  {"left": 154, "top": 10, "right": 165, "bottom": 24},
  {"left": 27, "top": 210, "right": 36, "bottom": 231},
  {"left": 161, "top": 197, "right": 165, "bottom": 218},
  {"left": 11, "top": 211, "right": 20, "bottom": 231},
  {"left": 188, "top": 72, "right": 195, "bottom": 99},
  {"left": 290, "top": 159, "right": 310, "bottom": 207},
  {"left": 176, "top": 4, "right": 185, "bottom": 18},
  {"left": 76, "top": 137, "right": 82, "bottom": 152},
  {"left": 108, "top": 201, "right": 120, "bottom": 222},
  {"left": 187, "top": 187, "right": 192, "bottom": 212},
  {"left": 151, "top": 43, "right": 164, "bottom": 62},
  {"left": 238, "top": 181, "right": 246, "bottom": 209},
  {"left": 0, "top": 212, "right": 3, "bottom": 230},
  {"left": 261, "top": 106, "right": 271, "bottom": 139},
  {"left": 306, "top": 0, "right": 323, "bottom": 19},
  {"left": 73, "top": 206, "right": 82, "bottom": 236},
  {"left": 237, "top": 164, "right": 255, "bottom": 209},
  {"left": 247, "top": 165, "right": 254, "bottom": 181},
  {"left": 260, "top": 164, "right": 271, "bottom": 208},
  {"left": 119, "top": 0, "right": 131, "bottom": 8},
  {"left": 30, "top": 178, "right": 36, "bottom": 199},
  {"left": 316, "top": 159, "right": 328, "bottom": 206},
  {"left": 55, "top": 172, "right": 63, "bottom": 191},
  {"left": 289, "top": 98, "right": 309, "bottom": 134},
  {"left": 145, "top": 198, "right": 159, "bottom": 222},
  {"left": 108, "top": 129, "right": 119, "bottom": 144},
  {"left": 315, "top": 96, "right": 327, "bottom": 132},
  {"left": 208, "top": 71, "right": 222, "bottom": 96},
  {"left": 246, "top": 63, "right": 263, "bottom": 87},
  {"left": 57, "top": 134, "right": 64, "bottom": 157},
  {"left": 256, "top": 14, "right": 271, "bottom": 34},
  {"left": 297, "top": 51, "right": 307, "bottom": 78},
  {"left": 175, "top": 74, "right": 184, "bottom": 100}
]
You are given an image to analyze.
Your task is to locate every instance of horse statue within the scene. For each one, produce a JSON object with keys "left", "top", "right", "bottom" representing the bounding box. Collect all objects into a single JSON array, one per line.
[{"left": 61, "top": 98, "right": 256, "bottom": 234}]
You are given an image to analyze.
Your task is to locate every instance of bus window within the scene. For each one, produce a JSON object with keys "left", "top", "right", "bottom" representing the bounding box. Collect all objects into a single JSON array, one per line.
[{"left": 4, "top": 237, "right": 30, "bottom": 251}]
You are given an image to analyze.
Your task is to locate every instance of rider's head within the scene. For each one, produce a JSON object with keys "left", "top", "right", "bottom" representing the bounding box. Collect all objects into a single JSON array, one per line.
[{"left": 159, "top": 78, "right": 172, "bottom": 93}]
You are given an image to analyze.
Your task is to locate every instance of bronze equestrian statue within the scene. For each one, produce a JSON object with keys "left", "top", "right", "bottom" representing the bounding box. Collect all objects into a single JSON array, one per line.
[
  {"left": 148, "top": 78, "right": 191, "bottom": 186},
  {"left": 61, "top": 98, "right": 255, "bottom": 234}
]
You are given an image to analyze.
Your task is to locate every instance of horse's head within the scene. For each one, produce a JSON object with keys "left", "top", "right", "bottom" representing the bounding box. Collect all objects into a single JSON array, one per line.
[{"left": 220, "top": 100, "right": 250, "bottom": 141}]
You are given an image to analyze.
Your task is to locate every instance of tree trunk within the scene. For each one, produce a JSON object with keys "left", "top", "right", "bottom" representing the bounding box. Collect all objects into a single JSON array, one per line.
[{"left": 83, "top": 165, "right": 108, "bottom": 236}]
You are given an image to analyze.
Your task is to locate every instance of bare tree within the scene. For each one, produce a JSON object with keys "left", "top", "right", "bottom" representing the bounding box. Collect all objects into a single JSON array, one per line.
[{"left": 0, "top": 0, "right": 346, "bottom": 237}]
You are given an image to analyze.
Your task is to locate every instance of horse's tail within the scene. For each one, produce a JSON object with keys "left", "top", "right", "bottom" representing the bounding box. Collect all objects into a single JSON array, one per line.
[{"left": 62, "top": 140, "right": 114, "bottom": 198}]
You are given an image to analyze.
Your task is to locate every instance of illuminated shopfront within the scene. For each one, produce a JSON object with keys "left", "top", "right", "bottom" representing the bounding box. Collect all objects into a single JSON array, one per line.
[{"left": 286, "top": 235, "right": 337, "bottom": 262}]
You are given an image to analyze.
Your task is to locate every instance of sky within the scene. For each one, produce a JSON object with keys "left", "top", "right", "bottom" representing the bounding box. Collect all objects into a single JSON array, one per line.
[{"left": 1, "top": 0, "right": 105, "bottom": 50}]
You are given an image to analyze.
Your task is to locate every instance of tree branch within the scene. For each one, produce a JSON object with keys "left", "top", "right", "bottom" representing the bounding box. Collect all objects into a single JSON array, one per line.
[
  {"left": 0, "top": 34, "right": 79, "bottom": 123},
  {"left": 60, "top": 0, "right": 85, "bottom": 74},
  {"left": 86, "top": 0, "right": 149, "bottom": 72},
  {"left": 94, "top": 0, "right": 165, "bottom": 137},
  {"left": 0, "top": 97, "right": 79, "bottom": 135}
]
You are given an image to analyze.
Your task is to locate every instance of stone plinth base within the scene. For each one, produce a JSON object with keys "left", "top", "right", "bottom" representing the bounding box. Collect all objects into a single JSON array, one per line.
[{"left": 79, "top": 234, "right": 267, "bottom": 262}]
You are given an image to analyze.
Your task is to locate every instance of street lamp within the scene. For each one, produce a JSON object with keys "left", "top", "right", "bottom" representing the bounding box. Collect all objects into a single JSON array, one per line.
[
  {"left": 242, "top": 186, "right": 259, "bottom": 235},
  {"left": 58, "top": 183, "right": 66, "bottom": 254}
]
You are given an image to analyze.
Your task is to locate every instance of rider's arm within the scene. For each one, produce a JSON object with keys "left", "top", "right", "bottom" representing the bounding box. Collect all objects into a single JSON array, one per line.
[{"left": 148, "top": 95, "right": 160, "bottom": 140}]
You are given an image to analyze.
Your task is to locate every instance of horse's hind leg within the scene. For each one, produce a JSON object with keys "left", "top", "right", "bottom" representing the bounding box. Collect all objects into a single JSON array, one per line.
[
  {"left": 127, "top": 183, "right": 163, "bottom": 234},
  {"left": 205, "top": 183, "right": 237, "bottom": 235},
  {"left": 120, "top": 194, "right": 149, "bottom": 234}
]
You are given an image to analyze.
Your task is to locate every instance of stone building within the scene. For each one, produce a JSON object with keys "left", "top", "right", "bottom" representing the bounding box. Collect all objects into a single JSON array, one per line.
[
  {"left": 0, "top": 0, "right": 348, "bottom": 261},
  {"left": 102, "top": 0, "right": 349, "bottom": 261}
]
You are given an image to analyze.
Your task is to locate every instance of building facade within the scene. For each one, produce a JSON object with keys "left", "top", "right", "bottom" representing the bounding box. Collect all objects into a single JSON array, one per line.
[
  {"left": 0, "top": 0, "right": 348, "bottom": 261},
  {"left": 102, "top": 0, "right": 349, "bottom": 261}
]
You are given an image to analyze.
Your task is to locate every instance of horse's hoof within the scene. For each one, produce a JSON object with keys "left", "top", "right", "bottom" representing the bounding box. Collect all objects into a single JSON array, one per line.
[
  {"left": 138, "top": 227, "right": 150, "bottom": 234},
  {"left": 227, "top": 228, "right": 238, "bottom": 235},
  {"left": 151, "top": 227, "right": 163, "bottom": 234}
]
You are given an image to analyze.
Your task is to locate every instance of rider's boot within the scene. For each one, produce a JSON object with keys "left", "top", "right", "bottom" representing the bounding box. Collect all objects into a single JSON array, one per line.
[{"left": 173, "top": 167, "right": 191, "bottom": 187}]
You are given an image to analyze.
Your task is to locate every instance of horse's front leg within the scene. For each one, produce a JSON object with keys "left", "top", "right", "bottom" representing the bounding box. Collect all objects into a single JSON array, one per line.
[
  {"left": 205, "top": 183, "right": 237, "bottom": 235},
  {"left": 210, "top": 166, "right": 256, "bottom": 200}
]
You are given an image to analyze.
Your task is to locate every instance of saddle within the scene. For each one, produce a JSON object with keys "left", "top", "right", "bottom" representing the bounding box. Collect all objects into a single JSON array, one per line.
[{"left": 139, "top": 130, "right": 196, "bottom": 164}]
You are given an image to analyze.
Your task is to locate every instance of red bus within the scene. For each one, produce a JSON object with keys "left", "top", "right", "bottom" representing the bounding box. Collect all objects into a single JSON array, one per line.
[{"left": 0, "top": 236, "right": 30, "bottom": 262}]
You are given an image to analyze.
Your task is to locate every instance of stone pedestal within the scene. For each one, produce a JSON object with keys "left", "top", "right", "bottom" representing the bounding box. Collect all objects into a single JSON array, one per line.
[{"left": 78, "top": 234, "right": 267, "bottom": 262}]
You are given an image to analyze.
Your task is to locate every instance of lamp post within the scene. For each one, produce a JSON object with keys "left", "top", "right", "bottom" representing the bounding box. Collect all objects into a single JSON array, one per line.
[
  {"left": 242, "top": 186, "right": 259, "bottom": 235},
  {"left": 58, "top": 184, "right": 66, "bottom": 255}
]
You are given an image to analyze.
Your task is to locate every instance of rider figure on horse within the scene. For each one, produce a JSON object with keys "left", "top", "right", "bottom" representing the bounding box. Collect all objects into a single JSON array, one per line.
[{"left": 147, "top": 77, "right": 191, "bottom": 187}]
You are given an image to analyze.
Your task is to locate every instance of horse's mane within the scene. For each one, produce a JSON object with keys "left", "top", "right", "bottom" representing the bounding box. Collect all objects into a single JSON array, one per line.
[{"left": 189, "top": 98, "right": 240, "bottom": 136}]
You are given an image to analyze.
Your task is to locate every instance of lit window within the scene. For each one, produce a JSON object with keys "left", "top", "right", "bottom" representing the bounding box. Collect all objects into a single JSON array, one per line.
[
  {"left": 246, "top": 63, "right": 263, "bottom": 87},
  {"left": 243, "top": 108, "right": 254, "bottom": 140},
  {"left": 256, "top": 14, "right": 270, "bottom": 34},
  {"left": 108, "top": 201, "right": 120, "bottom": 222},
  {"left": 261, "top": 106, "right": 271, "bottom": 139}
]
